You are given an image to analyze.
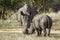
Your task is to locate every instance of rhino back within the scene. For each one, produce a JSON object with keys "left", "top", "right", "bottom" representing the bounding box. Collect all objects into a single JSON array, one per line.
[{"left": 40, "top": 15, "right": 52, "bottom": 29}]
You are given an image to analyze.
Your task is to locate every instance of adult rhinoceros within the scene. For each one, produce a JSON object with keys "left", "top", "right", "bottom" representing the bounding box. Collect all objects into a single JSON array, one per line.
[
  {"left": 28, "top": 15, "right": 52, "bottom": 37},
  {"left": 16, "top": 4, "right": 37, "bottom": 34}
]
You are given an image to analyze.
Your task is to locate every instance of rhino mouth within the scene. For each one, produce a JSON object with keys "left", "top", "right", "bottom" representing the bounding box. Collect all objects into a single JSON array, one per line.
[
  {"left": 23, "top": 29, "right": 28, "bottom": 34},
  {"left": 23, "top": 28, "right": 35, "bottom": 34}
]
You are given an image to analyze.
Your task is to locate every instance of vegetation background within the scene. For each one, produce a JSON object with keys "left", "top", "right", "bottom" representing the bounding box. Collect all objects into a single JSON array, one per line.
[{"left": 0, "top": 0, "right": 60, "bottom": 20}]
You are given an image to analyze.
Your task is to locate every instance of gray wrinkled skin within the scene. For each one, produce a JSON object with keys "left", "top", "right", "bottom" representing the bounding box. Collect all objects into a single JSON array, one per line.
[
  {"left": 16, "top": 4, "right": 37, "bottom": 34},
  {"left": 29, "top": 15, "right": 52, "bottom": 37}
]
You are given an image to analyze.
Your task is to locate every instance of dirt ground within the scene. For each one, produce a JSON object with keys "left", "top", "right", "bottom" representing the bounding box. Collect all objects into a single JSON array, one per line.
[
  {"left": 0, "top": 29, "right": 60, "bottom": 40},
  {"left": 0, "top": 28, "right": 60, "bottom": 34}
]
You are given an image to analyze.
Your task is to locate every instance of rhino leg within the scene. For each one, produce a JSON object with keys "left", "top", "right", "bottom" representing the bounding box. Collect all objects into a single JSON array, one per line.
[
  {"left": 36, "top": 28, "right": 42, "bottom": 36},
  {"left": 32, "top": 28, "right": 35, "bottom": 33},
  {"left": 43, "top": 28, "right": 47, "bottom": 37},
  {"left": 36, "top": 28, "right": 40, "bottom": 36},
  {"left": 39, "top": 28, "right": 42, "bottom": 36},
  {"left": 47, "top": 28, "right": 50, "bottom": 36},
  {"left": 23, "top": 28, "right": 28, "bottom": 34},
  {"left": 46, "top": 22, "right": 52, "bottom": 36},
  {"left": 47, "top": 26, "right": 51, "bottom": 36}
]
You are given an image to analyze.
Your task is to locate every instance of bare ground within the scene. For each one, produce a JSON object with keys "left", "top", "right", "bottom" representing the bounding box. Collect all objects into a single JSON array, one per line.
[
  {"left": 0, "top": 28, "right": 60, "bottom": 34},
  {"left": 0, "top": 29, "right": 60, "bottom": 40}
]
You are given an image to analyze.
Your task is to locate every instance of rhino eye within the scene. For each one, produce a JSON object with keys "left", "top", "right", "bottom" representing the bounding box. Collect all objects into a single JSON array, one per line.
[
  {"left": 21, "top": 11, "right": 25, "bottom": 16},
  {"left": 21, "top": 11, "right": 27, "bottom": 16}
]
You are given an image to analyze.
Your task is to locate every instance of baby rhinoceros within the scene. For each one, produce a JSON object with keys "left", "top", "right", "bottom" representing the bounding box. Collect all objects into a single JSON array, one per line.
[{"left": 31, "top": 15, "right": 52, "bottom": 37}]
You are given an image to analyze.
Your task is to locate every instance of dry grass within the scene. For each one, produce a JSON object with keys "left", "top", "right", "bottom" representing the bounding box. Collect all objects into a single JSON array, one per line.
[
  {"left": 0, "top": 11, "right": 60, "bottom": 30},
  {"left": 0, "top": 32, "right": 60, "bottom": 40},
  {"left": 0, "top": 12, "right": 60, "bottom": 40}
]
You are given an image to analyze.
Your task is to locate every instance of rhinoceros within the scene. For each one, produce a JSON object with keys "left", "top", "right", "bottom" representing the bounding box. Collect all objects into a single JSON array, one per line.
[
  {"left": 28, "top": 15, "right": 52, "bottom": 37},
  {"left": 16, "top": 4, "right": 37, "bottom": 34}
]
